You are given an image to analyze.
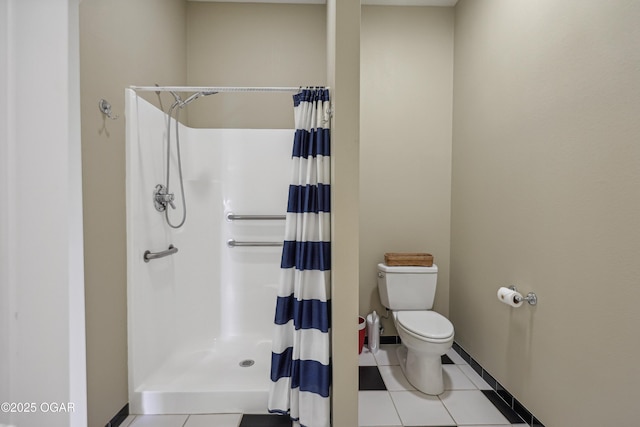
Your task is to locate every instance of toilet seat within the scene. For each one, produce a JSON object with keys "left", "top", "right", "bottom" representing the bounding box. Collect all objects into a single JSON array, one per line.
[{"left": 396, "top": 311, "right": 454, "bottom": 342}]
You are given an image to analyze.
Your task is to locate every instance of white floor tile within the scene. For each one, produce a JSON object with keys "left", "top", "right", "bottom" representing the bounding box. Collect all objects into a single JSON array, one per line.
[
  {"left": 443, "top": 365, "right": 477, "bottom": 390},
  {"left": 374, "top": 344, "right": 400, "bottom": 366},
  {"left": 358, "top": 391, "right": 402, "bottom": 426},
  {"left": 440, "top": 390, "right": 510, "bottom": 425},
  {"left": 378, "top": 365, "right": 415, "bottom": 391},
  {"left": 390, "top": 391, "right": 456, "bottom": 426},
  {"left": 360, "top": 347, "right": 378, "bottom": 366},
  {"left": 120, "top": 415, "right": 136, "bottom": 427},
  {"left": 446, "top": 348, "right": 467, "bottom": 365},
  {"left": 458, "top": 364, "right": 493, "bottom": 390},
  {"left": 184, "top": 414, "right": 242, "bottom": 427},
  {"left": 130, "top": 414, "right": 189, "bottom": 427}
]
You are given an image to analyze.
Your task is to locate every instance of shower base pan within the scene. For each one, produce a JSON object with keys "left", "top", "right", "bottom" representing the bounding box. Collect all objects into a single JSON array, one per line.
[{"left": 130, "top": 337, "right": 272, "bottom": 415}]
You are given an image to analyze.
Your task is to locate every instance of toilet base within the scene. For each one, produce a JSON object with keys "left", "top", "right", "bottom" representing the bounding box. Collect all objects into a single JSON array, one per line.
[{"left": 396, "top": 345, "right": 444, "bottom": 395}]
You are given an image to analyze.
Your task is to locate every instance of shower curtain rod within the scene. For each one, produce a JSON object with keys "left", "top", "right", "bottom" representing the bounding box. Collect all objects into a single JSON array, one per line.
[{"left": 130, "top": 86, "right": 328, "bottom": 93}]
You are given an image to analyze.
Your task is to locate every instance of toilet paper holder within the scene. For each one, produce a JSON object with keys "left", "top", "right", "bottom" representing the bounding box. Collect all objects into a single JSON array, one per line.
[{"left": 509, "top": 285, "right": 538, "bottom": 306}]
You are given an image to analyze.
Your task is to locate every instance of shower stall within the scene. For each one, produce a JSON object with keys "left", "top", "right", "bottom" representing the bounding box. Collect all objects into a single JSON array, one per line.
[{"left": 125, "top": 88, "right": 293, "bottom": 414}]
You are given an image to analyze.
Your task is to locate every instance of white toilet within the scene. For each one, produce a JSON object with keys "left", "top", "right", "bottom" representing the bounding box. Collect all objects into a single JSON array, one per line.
[{"left": 377, "top": 263, "right": 455, "bottom": 395}]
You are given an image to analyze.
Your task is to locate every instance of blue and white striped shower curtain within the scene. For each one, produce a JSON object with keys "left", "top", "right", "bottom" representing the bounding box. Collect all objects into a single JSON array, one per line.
[{"left": 268, "top": 88, "right": 331, "bottom": 427}]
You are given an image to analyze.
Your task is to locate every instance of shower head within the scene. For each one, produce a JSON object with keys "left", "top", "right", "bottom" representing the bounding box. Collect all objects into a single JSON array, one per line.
[{"left": 181, "top": 90, "right": 218, "bottom": 107}]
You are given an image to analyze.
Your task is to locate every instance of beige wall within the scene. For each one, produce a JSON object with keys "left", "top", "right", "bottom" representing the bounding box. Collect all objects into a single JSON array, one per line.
[
  {"left": 360, "top": 6, "right": 454, "bottom": 335},
  {"left": 79, "top": 1, "right": 187, "bottom": 425},
  {"left": 327, "top": 1, "right": 360, "bottom": 424},
  {"left": 186, "top": 2, "right": 326, "bottom": 129},
  {"left": 451, "top": 1, "right": 640, "bottom": 425}
]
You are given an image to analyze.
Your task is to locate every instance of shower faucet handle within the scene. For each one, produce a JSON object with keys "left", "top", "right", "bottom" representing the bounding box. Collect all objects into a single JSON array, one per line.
[
  {"left": 153, "top": 184, "right": 176, "bottom": 212},
  {"left": 161, "top": 192, "right": 176, "bottom": 209}
]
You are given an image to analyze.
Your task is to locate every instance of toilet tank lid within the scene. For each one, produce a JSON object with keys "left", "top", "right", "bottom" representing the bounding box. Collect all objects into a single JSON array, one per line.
[{"left": 378, "top": 263, "right": 438, "bottom": 273}]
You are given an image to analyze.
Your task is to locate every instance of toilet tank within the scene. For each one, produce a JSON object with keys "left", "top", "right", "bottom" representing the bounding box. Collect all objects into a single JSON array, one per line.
[{"left": 377, "top": 263, "right": 438, "bottom": 310}]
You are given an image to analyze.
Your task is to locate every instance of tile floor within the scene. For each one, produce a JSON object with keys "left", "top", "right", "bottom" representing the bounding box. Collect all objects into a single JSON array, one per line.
[
  {"left": 115, "top": 344, "right": 531, "bottom": 427},
  {"left": 118, "top": 413, "right": 290, "bottom": 427},
  {"left": 359, "top": 344, "right": 529, "bottom": 427}
]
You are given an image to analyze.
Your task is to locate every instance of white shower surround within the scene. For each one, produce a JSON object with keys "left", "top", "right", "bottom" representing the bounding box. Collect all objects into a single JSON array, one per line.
[{"left": 125, "top": 89, "right": 291, "bottom": 414}]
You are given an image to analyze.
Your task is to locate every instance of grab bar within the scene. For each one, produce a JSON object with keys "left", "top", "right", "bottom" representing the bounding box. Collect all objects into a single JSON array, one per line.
[
  {"left": 227, "top": 239, "right": 283, "bottom": 248},
  {"left": 143, "top": 244, "right": 178, "bottom": 262},
  {"left": 226, "top": 212, "right": 286, "bottom": 221}
]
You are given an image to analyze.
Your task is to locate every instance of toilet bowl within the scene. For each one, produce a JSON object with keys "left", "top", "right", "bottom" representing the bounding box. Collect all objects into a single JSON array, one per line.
[
  {"left": 392, "top": 310, "right": 454, "bottom": 395},
  {"left": 377, "top": 263, "right": 455, "bottom": 395}
]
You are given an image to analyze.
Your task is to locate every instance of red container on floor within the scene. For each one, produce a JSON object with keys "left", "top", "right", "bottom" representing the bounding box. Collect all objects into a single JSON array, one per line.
[{"left": 358, "top": 316, "right": 366, "bottom": 354}]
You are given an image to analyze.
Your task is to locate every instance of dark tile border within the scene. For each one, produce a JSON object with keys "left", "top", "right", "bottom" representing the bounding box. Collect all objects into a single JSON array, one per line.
[
  {"left": 105, "top": 404, "right": 129, "bottom": 427},
  {"left": 366, "top": 335, "right": 402, "bottom": 345},
  {"left": 359, "top": 365, "right": 387, "bottom": 390},
  {"left": 532, "top": 416, "right": 545, "bottom": 426},
  {"left": 240, "top": 413, "right": 292, "bottom": 426},
  {"left": 380, "top": 335, "right": 401, "bottom": 344},
  {"left": 452, "top": 342, "right": 545, "bottom": 427},
  {"left": 482, "top": 390, "right": 525, "bottom": 424}
]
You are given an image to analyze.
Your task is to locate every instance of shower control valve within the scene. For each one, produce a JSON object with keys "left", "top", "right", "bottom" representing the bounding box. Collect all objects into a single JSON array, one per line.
[{"left": 153, "top": 184, "right": 176, "bottom": 212}]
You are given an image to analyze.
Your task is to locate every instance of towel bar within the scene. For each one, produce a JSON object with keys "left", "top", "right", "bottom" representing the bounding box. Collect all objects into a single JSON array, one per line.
[
  {"left": 226, "top": 212, "right": 286, "bottom": 221},
  {"left": 227, "top": 239, "right": 283, "bottom": 248},
  {"left": 143, "top": 245, "right": 178, "bottom": 262}
]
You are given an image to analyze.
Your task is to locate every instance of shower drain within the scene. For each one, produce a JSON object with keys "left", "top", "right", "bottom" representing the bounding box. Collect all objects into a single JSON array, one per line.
[{"left": 239, "top": 359, "right": 255, "bottom": 368}]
